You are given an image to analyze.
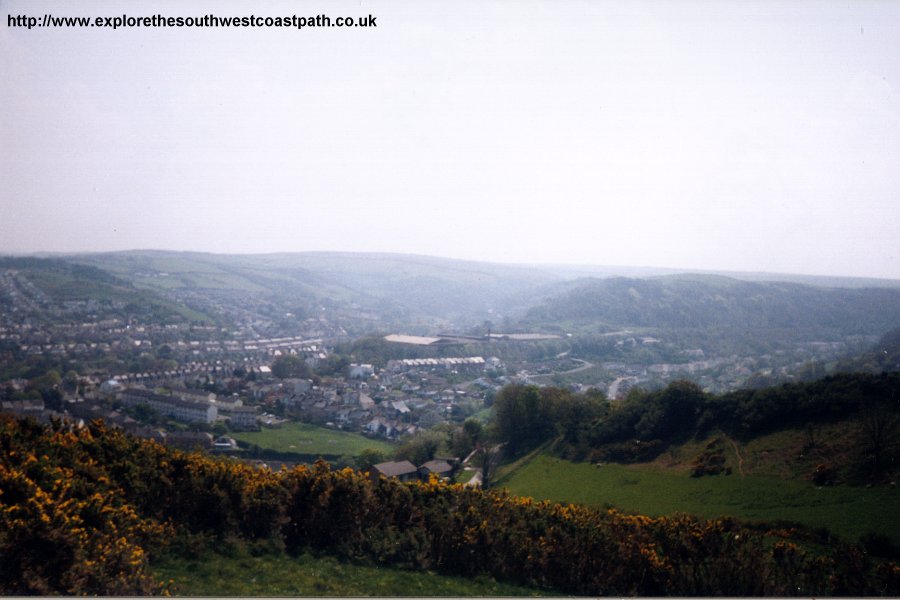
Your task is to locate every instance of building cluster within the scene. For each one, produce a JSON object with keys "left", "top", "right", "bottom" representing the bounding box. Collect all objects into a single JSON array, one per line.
[
  {"left": 0, "top": 268, "right": 341, "bottom": 369},
  {"left": 271, "top": 357, "right": 494, "bottom": 439},
  {"left": 0, "top": 390, "right": 236, "bottom": 452},
  {"left": 367, "top": 459, "right": 456, "bottom": 483},
  {"left": 114, "top": 385, "right": 259, "bottom": 429},
  {"left": 385, "top": 357, "right": 486, "bottom": 371}
]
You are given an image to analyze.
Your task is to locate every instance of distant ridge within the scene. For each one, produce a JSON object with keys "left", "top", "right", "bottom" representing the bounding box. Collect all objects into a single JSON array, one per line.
[
  {"left": 17, "top": 248, "right": 900, "bottom": 289},
  {"left": 5, "top": 250, "right": 900, "bottom": 342}
]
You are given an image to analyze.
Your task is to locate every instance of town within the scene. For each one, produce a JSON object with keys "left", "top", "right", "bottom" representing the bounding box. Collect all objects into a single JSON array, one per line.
[{"left": 0, "top": 259, "right": 886, "bottom": 476}]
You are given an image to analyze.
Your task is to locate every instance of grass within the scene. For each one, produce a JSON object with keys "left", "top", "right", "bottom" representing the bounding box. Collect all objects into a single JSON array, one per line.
[
  {"left": 454, "top": 467, "right": 478, "bottom": 484},
  {"left": 152, "top": 549, "right": 544, "bottom": 596},
  {"left": 498, "top": 453, "right": 900, "bottom": 545},
  {"left": 232, "top": 421, "right": 395, "bottom": 457}
]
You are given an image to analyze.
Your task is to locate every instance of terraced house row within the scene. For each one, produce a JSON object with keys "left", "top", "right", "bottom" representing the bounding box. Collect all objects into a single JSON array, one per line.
[{"left": 119, "top": 387, "right": 217, "bottom": 424}]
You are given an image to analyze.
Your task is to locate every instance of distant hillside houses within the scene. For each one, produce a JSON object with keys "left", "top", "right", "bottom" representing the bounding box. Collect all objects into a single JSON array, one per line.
[
  {"left": 348, "top": 363, "right": 375, "bottom": 379},
  {"left": 386, "top": 356, "right": 485, "bottom": 373}
]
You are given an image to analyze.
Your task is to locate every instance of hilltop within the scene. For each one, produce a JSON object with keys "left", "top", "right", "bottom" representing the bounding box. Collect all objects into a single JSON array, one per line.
[
  {"left": 42, "top": 250, "right": 900, "bottom": 335},
  {"left": 524, "top": 274, "right": 900, "bottom": 335},
  {"left": 0, "top": 256, "right": 211, "bottom": 325}
]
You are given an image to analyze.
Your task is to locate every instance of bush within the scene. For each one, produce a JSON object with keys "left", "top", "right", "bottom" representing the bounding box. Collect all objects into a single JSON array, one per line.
[{"left": 1, "top": 416, "right": 898, "bottom": 596}]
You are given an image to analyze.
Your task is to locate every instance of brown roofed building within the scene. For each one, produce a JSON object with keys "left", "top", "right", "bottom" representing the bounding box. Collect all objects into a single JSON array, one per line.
[
  {"left": 419, "top": 459, "right": 453, "bottom": 480},
  {"left": 367, "top": 460, "right": 419, "bottom": 482}
]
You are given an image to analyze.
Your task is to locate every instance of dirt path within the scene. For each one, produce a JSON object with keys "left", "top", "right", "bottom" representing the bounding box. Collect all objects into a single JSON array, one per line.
[
  {"left": 728, "top": 438, "right": 746, "bottom": 478},
  {"left": 531, "top": 358, "right": 595, "bottom": 380}
]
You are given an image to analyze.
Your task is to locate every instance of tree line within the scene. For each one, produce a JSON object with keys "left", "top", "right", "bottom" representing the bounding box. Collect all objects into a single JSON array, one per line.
[{"left": 491, "top": 372, "right": 900, "bottom": 475}]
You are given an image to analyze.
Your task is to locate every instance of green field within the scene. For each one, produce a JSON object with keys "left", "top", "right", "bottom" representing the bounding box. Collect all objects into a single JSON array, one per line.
[
  {"left": 232, "top": 421, "right": 395, "bottom": 457},
  {"left": 470, "top": 406, "right": 493, "bottom": 423},
  {"left": 152, "top": 549, "right": 543, "bottom": 596},
  {"left": 498, "top": 454, "right": 900, "bottom": 545}
]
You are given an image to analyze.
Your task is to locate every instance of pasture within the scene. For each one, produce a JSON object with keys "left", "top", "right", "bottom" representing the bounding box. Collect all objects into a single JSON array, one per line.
[
  {"left": 232, "top": 421, "right": 395, "bottom": 457},
  {"left": 498, "top": 454, "right": 900, "bottom": 545}
]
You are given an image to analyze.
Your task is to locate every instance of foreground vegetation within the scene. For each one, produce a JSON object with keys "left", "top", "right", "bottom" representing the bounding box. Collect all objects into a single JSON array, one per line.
[
  {"left": 1, "top": 415, "right": 898, "bottom": 596},
  {"left": 152, "top": 547, "right": 543, "bottom": 596}
]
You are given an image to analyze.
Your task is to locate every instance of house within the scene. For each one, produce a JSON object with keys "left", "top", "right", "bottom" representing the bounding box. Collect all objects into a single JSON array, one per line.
[
  {"left": 391, "top": 400, "right": 410, "bottom": 415},
  {"left": 349, "top": 364, "right": 375, "bottom": 379},
  {"left": 358, "top": 393, "right": 375, "bottom": 410},
  {"left": 119, "top": 388, "right": 217, "bottom": 424},
  {"left": 290, "top": 378, "right": 313, "bottom": 395},
  {"left": 99, "top": 379, "right": 123, "bottom": 396},
  {"left": 176, "top": 387, "right": 217, "bottom": 404},
  {"left": 228, "top": 405, "right": 259, "bottom": 430},
  {"left": 419, "top": 459, "right": 453, "bottom": 480},
  {"left": 213, "top": 436, "right": 238, "bottom": 450},
  {"left": 1, "top": 398, "right": 45, "bottom": 419},
  {"left": 133, "top": 427, "right": 167, "bottom": 445},
  {"left": 368, "top": 460, "right": 419, "bottom": 482},
  {"left": 165, "top": 431, "right": 214, "bottom": 450}
]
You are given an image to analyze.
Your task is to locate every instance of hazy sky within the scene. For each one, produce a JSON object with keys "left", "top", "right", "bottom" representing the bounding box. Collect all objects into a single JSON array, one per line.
[{"left": 2, "top": 0, "right": 899, "bottom": 278}]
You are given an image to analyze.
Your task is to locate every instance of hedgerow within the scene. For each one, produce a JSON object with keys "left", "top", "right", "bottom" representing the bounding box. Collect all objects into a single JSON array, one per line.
[{"left": 1, "top": 415, "right": 897, "bottom": 595}]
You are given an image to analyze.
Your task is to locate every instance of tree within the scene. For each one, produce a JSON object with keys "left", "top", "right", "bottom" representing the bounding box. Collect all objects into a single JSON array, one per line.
[
  {"left": 317, "top": 354, "right": 350, "bottom": 377},
  {"left": 492, "top": 385, "right": 555, "bottom": 455},
  {"left": 128, "top": 403, "right": 162, "bottom": 425},
  {"left": 395, "top": 430, "right": 446, "bottom": 466},
  {"left": 479, "top": 444, "right": 503, "bottom": 489},
  {"left": 62, "top": 370, "right": 80, "bottom": 393},
  {"left": 29, "top": 370, "right": 63, "bottom": 410},
  {"left": 462, "top": 418, "right": 483, "bottom": 443},
  {"left": 448, "top": 419, "right": 484, "bottom": 459},
  {"left": 271, "top": 355, "right": 312, "bottom": 380},
  {"left": 859, "top": 390, "right": 900, "bottom": 477},
  {"left": 355, "top": 448, "right": 386, "bottom": 471}
]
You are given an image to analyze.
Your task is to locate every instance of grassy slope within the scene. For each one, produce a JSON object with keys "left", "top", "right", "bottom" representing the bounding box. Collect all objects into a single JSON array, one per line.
[
  {"left": 497, "top": 453, "right": 900, "bottom": 545},
  {"left": 232, "top": 421, "right": 395, "bottom": 456},
  {"left": 152, "top": 550, "right": 543, "bottom": 596},
  {"left": 8, "top": 259, "right": 216, "bottom": 324}
]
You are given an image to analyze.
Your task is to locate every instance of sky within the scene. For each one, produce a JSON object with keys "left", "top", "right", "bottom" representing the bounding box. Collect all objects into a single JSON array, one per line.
[{"left": 1, "top": 0, "right": 899, "bottom": 279}]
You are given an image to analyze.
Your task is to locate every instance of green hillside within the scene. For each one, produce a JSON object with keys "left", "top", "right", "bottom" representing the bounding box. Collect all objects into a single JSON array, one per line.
[
  {"left": 490, "top": 373, "right": 900, "bottom": 483},
  {"left": 0, "top": 256, "right": 213, "bottom": 324},
  {"left": 497, "top": 453, "right": 900, "bottom": 546},
  {"left": 524, "top": 275, "right": 900, "bottom": 335},
  {"left": 69, "top": 250, "right": 561, "bottom": 328}
]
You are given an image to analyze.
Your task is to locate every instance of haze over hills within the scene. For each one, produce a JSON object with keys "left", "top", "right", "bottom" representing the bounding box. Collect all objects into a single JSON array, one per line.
[
  {"left": 4, "top": 250, "right": 899, "bottom": 342},
  {"left": 3, "top": 250, "right": 899, "bottom": 392},
  {"left": 523, "top": 274, "right": 900, "bottom": 334},
  {"left": 60, "top": 250, "right": 565, "bottom": 334}
]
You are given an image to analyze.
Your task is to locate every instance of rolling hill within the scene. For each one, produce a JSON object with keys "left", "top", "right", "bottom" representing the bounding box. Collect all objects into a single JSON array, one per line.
[
  {"left": 6, "top": 251, "right": 900, "bottom": 356},
  {"left": 523, "top": 274, "right": 900, "bottom": 334},
  {"left": 0, "top": 256, "right": 212, "bottom": 324}
]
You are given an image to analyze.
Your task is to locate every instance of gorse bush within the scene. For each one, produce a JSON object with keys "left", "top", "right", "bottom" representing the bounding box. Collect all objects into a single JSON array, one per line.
[
  {"left": 0, "top": 419, "right": 170, "bottom": 595},
  {"left": 1, "top": 415, "right": 898, "bottom": 595}
]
